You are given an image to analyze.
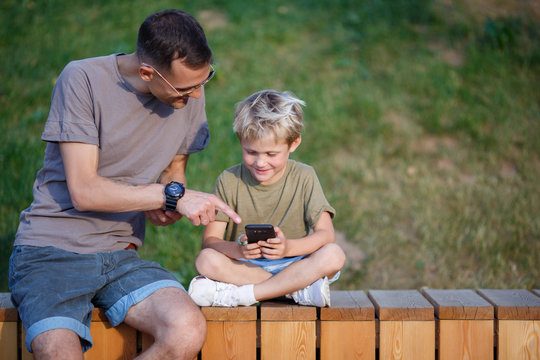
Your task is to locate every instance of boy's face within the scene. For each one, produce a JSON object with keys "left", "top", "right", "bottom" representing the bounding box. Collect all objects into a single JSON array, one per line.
[{"left": 241, "top": 133, "right": 301, "bottom": 185}]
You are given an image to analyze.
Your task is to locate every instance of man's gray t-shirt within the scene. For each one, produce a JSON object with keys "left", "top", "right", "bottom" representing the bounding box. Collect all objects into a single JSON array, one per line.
[{"left": 15, "top": 54, "right": 210, "bottom": 253}]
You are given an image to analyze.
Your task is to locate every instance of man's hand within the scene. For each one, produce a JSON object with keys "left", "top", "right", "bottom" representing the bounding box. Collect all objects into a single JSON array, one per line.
[
  {"left": 145, "top": 209, "right": 182, "bottom": 226},
  {"left": 177, "top": 189, "right": 242, "bottom": 226},
  {"left": 260, "top": 227, "right": 287, "bottom": 260}
]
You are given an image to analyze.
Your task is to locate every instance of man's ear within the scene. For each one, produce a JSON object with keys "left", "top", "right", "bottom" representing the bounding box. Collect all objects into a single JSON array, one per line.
[
  {"left": 289, "top": 136, "right": 302, "bottom": 153},
  {"left": 139, "top": 64, "right": 154, "bottom": 82}
]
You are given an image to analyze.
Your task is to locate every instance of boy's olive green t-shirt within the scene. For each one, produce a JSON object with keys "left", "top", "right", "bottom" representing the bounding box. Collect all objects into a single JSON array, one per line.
[{"left": 214, "top": 159, "right": 335, "bottom": 243}]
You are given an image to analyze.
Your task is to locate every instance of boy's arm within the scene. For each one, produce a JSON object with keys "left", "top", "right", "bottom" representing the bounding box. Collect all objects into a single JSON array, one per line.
[
  {"left": 203, "top": 221, "right": 245, "bottom": 259},
  {"left": 203, "top": 221, "right": 265, "bottom": 260},
  {"left": 282, "top": 211, "right": 335, "bottom": 257}
]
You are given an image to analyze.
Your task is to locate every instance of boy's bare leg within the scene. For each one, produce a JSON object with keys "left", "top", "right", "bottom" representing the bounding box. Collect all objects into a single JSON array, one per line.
[
  {"left": 253, "top": 243, "right": 345, "bottom": 301},
  {"left": 31, "top": 329, "right": 84, "bottom": 360},
  {"left": 195, "top": 248, "right": 274, "bottom": 285},
  {"left": 195, "top": 243, "right": 345, "bottom": 301},
  {"left": 124, "top": 287, "right": 206, "bottom": 360}
]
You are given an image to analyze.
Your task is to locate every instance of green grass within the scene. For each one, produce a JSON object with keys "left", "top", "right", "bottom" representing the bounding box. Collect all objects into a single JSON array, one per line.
[{"left": 1, "top": 0, "right": 538, "bottom": 291}]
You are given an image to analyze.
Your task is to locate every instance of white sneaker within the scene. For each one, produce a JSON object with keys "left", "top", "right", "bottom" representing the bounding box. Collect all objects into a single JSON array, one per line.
[
  {"left": 290, "top": 277, "right": 331, "bottom": 307},
  {"left": 188, "top": 276, "right": 240, "bottom": 307}
]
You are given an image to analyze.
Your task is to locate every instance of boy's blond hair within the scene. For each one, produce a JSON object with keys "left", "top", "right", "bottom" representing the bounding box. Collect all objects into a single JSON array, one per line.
[{"left": 233, "top": 90, "right": 305, "bottom": 146}]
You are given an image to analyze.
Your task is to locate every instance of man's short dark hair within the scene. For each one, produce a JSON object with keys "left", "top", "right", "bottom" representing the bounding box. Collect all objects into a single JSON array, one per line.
[{"left": 137, "top": 9, "right": 212, "bottom": 70}]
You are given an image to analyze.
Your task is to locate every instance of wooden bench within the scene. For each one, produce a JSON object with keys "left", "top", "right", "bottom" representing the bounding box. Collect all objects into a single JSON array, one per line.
[{"left": 1, "top": 290, "right": 539, "bottom": 359}]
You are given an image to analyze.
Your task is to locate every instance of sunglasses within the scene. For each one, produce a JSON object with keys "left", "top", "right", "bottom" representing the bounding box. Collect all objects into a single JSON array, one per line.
[{"left": 141, "top": 62, "right": 215, "bottom": 97}]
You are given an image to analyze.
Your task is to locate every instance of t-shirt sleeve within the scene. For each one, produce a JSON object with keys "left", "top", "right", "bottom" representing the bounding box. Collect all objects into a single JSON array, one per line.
[
  {"left": 303, "top": 166, "right": 336, "bottom": 228},
  {"left": 41, "top": 61, "right": 99, "bottom": 145}
]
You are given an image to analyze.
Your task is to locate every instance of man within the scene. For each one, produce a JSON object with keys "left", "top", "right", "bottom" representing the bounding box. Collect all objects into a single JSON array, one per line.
[{"left": 9, "top": 9, "right": 241, "bottom": 360}]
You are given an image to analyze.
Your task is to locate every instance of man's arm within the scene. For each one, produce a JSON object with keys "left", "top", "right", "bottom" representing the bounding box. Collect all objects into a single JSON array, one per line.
[
  {"left": 145, "top": 154, "right": 189, "bottom": 226},
  {"left": 61, "top": 142, "right": 164, "bottom": 212},
  {"left": 60, "top": 142, "right": 241, "bottom": 225}
]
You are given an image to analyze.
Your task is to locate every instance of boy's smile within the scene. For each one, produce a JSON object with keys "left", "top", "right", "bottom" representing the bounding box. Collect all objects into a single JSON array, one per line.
[{"left": 241, "top": 133, "right": 301, "bottom": 185}]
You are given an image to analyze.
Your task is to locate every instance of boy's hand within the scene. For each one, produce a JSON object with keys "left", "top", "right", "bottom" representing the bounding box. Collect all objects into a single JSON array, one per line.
[
  {"left": 238, "top": 235, "right": 263, "bottom": 259},
  {"left": 260, "top": 227, "right": 287, "bottom": 260}
]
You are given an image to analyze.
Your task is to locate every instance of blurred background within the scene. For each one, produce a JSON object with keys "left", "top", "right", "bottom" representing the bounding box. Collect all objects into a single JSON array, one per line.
[{"left": 1, "top": 0, "right": 538, "bottom": 292}]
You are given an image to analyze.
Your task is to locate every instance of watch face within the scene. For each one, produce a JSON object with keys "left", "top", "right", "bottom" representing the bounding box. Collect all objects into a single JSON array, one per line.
[{"left": 165, "top": 182, "right": 184, "bottom": 196}]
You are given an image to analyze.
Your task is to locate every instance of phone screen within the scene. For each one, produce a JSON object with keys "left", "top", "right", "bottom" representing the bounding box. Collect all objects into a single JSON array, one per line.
[{"left": 245, "top": 224, "right": 276, "bottom": 243}]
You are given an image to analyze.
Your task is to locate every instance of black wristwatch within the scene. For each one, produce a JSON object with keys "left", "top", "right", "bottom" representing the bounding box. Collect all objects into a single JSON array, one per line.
[{"left": 164, "top": 181, "right": 185, "bottom": 212}]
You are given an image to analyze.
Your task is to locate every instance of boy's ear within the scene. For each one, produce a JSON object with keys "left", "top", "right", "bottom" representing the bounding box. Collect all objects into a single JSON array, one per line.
[{"left": 289, "top": 136, "right": 302, "bottom": 153}]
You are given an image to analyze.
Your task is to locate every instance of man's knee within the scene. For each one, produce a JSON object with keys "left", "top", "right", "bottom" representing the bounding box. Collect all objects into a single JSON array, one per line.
[
  {"left": 32, "top": 328, "right": 84, "bottom": 360},
  {"left": 158, "top": 305, "right": 207, "bottom": 356}
]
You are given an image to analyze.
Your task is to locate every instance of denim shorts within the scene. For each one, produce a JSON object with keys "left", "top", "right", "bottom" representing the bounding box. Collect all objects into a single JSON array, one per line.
[
  {"left": 238, "top": 255, "right": 340, "bottom": 283},
  {"left": 9, "top": 245, "right": 184, "bottom": 353}
]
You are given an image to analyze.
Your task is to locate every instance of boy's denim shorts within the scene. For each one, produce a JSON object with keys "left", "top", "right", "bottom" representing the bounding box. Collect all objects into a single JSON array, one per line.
[
  {"left": 238, "top": 255, "right": 340, "bottom": 283},
  {"left": 9, "top": 245, "right": 184, "bottom": 353}
]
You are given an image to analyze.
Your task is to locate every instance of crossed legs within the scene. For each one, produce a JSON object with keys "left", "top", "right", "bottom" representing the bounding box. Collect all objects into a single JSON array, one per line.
[{"left": 195, "top": 242, "right": 346, "bottom": 301}]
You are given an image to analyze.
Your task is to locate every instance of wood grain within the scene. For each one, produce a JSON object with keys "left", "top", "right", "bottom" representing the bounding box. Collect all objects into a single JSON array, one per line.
[
  {"left": 478, "top": 289, "right": 540, "bottom": 320},
  {"left": 379, "top": 320, "right": 435, "bottom": 360},
  {"left": 368, "top": 290, "right": 434, "bottom": 320},
  {"left": 202, "top": 320, "right": 256, "bottom": 360},
  {"left": 84, "top": 322, "right": 137, "bottom": 360},
  {"left": 422, "top": 289, "right": 493, "bottom": 320},
  {"left": 320, "top": 290, "right": 375, "bottom": 321},
  {"left": 202, "top": 305, "right": 257, "bottom": 321},
  {"left": 260, "top": 301, "right": 317, "bottom": 321},
  {"left": 439, "top": 319, "right": 493, "bottom": 360},
  {"left": 498, "top": 320, "right": 540, "bottom": 360},
  {"left": 320, "top": 320, "right": 375, "bottom": 360},
  {"left": 261, "top": 320, "right": 316, "bottom": 360}
]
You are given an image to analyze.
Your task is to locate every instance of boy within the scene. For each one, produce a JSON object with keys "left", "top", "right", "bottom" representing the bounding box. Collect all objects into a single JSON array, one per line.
[{"left": 188, "top": 90, "right": 345, "bottom": 307}]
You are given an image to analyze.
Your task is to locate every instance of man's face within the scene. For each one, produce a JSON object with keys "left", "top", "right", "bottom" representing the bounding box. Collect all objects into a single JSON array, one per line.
[
  {"left": 241, "top": 133, "right": 301, "bottom": 185},
  {"left": 143, "top": 60, "right": 214, "bottom": 109}
]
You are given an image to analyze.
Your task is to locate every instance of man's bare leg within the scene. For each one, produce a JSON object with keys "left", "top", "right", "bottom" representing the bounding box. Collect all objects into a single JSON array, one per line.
[
  {"left": 124, "top": 287, "right": 206, "bottom": 360},
  {"left": 31, "top": 328, "right": 84, "bottom": 360}
]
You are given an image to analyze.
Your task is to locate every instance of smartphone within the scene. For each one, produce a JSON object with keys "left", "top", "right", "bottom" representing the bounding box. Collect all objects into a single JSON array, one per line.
[{"left": 245, "top": 224, "right": 276, "bottom": 243}]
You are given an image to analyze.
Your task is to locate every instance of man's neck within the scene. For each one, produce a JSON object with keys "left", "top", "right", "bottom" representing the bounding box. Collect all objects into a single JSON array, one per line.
[{"left": 117, "top": 53, "right": 150, "bottom": 93}]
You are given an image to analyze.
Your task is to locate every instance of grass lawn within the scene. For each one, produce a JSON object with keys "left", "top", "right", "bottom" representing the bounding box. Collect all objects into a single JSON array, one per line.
[{"left": 0, "top": 0, "right": 538, "bottom": 291}]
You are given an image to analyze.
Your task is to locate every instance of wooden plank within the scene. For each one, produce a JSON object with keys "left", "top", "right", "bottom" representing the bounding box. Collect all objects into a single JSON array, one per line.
[
  {"left": 0, "top": 322, "right": 17, "bottom": 360},
  {"left": 320, "top": 290, "right": 375, "bottom": 321},
  {"left": 202, "top": 320, "right": 256, "bottom": 360},
  {"left": 0, "top": 292, "right": 18, "bottom": 322},
  {"left": 201, "top": 305, "right": 257, "bottom": 360},
  {"left": 477, "top": 289, "right": 540, "bottom": 320},
  {"left": 260, "top": 301, "right": 316, "bottom": 360},
  {"left": 320, "top": 321, "right": 375, "bottom": 360},
  {"left": 84, "top": 322, "right": 137, "bottom": 360},
  {"left": 320, "top": 291, "right": 376, "bottom": 360},
  {"left": 260, "top": 301, "right": 317, "bottom": 321},
  {"left": 21, "top": 327, "right": 33, "bottom": 360},
  {"left": 260, "top": 320, "right": 316, "bottom": 360},
  {"left": 422, "top": 289, "right": 493, "bottom": 319},
  {"left": 439, "top": 320, "right": 493, "bottom": 360},
  {"left": 367, "top": 290, "right": 434, "bottom": 320},
  {"left": 201, "top": 305, "right": 257, "bottom": 321},
  {"left": 379, "top": 320, "right": 435, "bottom": 360},
  {"left": 498, "top": 320, "right": 540, "bottom": 360}
]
